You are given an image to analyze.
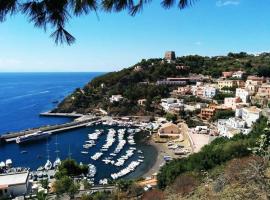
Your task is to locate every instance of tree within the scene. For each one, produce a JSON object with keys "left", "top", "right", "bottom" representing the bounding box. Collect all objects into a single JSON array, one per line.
[
  {"left": 0, "top": 0, "right": 194, "bottom": 44},
  {"left": 165, "top": 113, "right": 177, "bottom": 123}
]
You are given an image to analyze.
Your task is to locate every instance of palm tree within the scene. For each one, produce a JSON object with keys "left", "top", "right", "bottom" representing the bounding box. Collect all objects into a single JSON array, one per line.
[{"left": 0, "top": 0, "right": 196, "bottom": 44}]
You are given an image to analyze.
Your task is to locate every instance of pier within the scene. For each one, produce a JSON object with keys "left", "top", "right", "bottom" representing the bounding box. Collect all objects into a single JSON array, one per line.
[
  {"left": 0, "top": 113, "right": 100, "bottom": 143},
  {"left": 40, "top": 112, "right": 83, "bottom": 118}
]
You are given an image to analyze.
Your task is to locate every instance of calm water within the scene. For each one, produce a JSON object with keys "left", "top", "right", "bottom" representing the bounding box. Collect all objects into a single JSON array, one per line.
[{"left": 0, "top": 73, "right": 156, "bottom": 180}]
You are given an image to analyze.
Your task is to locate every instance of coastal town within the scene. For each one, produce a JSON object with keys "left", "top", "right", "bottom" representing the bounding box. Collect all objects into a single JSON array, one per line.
[{"left": 0, "top": 51, "right": 270, "bottom": 199}]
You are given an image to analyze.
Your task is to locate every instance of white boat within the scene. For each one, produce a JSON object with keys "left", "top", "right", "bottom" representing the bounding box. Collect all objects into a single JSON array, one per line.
[
  {"left": 91, "top": 152, "right": 103, "bottom": 160},
  {"left": 99, "top": 178, "right": 108, "bottom": 185},
  {"left": 53, "top": 157, "right": 61, "bottom": 168},
  {"left": 44, "top": 160, "right": 52, "bottom": 170},
  {"left": 5, "top": 159, "right": 12, "bottom": 167},
  {"left": 88, "top": 164, "right": 96, "bottom": 177},
  {"left": 81, "top": 151, "right": 88, "bottom": 154}
]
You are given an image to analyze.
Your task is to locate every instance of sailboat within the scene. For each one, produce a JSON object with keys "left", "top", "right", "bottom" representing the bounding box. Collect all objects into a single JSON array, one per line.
[
  {"left": 53, "top": 136, "right": 61, "bottom": 168},
  {"left": 44, "top": 139, "right": 52, "bottom": 170}
]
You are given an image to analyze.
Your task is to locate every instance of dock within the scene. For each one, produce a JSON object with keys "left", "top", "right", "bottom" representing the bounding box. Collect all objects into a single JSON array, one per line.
[
  {"left": 40, "top": 112, "right": 83, "bottom": 118},
  {"left": 0, "top": 113, "right": 101, "bottom": 143}
]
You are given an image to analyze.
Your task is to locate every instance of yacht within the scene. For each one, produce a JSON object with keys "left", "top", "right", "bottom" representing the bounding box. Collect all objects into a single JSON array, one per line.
[
  {"left": 88, "top": 164, "right": 96, "bottom": 177},
  {"left": 44, "top": 160, "right": 52, "bottom": 170}
]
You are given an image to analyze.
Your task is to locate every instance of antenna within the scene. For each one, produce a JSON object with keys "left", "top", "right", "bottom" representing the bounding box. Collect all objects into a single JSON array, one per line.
[
  {"left": 55, "top": 135, "right": 60, "bottom": 158},
  {"left": 46, "top": 138, "right": 50, "bottom": 161},
  {"left": 68, "top": 144, "right": 72, "bottom": 159}
]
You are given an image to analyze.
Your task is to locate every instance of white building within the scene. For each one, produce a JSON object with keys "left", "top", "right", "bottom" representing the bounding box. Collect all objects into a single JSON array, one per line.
[
  {"left": 161, "top": 98, "right": 184, "bottom": 112},
  {"left": 236, "top": 88, "right": 250, "bottom": 103},
  {"left": 232, "top": 71, "right": 245, "bottom": 79},
  {"left": 203, "top": 86, "right": 217, "bottom": 99},
  {"left": 217, "top": 118, "right": 251, "bottom": 138},
  {"left": 0, "top": 172, "right": 30, "bottom": 198},
  {"left": 241, "top": 106, "right": 262, "bottom": 127},
  {"left": 109, "top": 95, "right": 123, "bottom": 103}
]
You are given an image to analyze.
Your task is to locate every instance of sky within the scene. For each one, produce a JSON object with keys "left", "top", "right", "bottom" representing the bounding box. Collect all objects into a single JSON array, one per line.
[{"left": 0, "top": 0, "right": 270, "bottom": 72}]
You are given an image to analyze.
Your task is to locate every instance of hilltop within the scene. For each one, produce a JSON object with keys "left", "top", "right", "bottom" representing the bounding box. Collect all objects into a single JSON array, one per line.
[{"left": 54, "top": 52, "right": 270, "bottom": 115}]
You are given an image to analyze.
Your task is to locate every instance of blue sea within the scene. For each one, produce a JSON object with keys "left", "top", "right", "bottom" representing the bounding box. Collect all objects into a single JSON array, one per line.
[{"left": 0, "top": 73, "right": 156, "bottom": 181}]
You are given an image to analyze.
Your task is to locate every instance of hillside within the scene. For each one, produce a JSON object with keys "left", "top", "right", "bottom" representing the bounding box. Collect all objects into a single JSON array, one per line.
[{"left": 54, "top": 52, "right": 270, "bottom": 115}]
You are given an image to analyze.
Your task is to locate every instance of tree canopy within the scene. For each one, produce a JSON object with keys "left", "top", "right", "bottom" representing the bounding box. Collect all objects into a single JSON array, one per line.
[{"left": 0, "top": 0, "right": 196, "bottom": 44}]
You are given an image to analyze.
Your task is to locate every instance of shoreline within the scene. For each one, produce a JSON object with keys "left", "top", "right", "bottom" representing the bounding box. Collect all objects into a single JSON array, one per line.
[{"left": 141, "top": 136, "right": 166, "bottom": 178}]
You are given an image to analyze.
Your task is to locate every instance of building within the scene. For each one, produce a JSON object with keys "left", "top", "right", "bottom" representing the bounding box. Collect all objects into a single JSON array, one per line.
[
  {"left": 217, "top": 118, "right": 251, "bottom": 138},
  {"left": 245, "top": 76, "right": 265, "bottom": 95},
  {"left": 133, "top": 65, "right": 143, "bottom": 72},
  {"left": 164, "top": 51, "right": 176, "bottom": 61},
  {"left": 241, "top": 106, "right": 262, "bottom": 127},
  {"left": 200, "top": 107, "right": 216, "bottom": 120},
  {"left": 218, "top": 80, "right": 245, "bottom": 90},
  {"left": 175, "top": 86, "right": 191, "bottom": 95},
  {"left": 224, "top": 97, "right": 241, "bottom": 110},
  {"left": 257, "top": 83, "right": 270, "bottom": 98},
  {"left": 138, "top": 99, "right": 147, "bottom": 106},
  {"left": 222, "top": 71, "right": 234, "bottom": 78},
  {"left": 236, "top": 88, "right": 250, "bottom": 103},
  {"left": 203, "top": 86, "right": 217, "bottom": 99},
  {"left": 0, "top": 172, "right": 30, "bottom": 198},
  {"left": 161, "top": 98, "right": 184, "bottom": 112},
  {"left": 158, "top": 122, "right": 181, "bottom": 137},
  {"left": 109, "top": 95, "right": 123, "bottom": 103},
  {"left": 246, "top": 75, "right": 265, "bottom": 85},
  {"left": 232, "top": 70, "right": 245, "bottom": 79}
]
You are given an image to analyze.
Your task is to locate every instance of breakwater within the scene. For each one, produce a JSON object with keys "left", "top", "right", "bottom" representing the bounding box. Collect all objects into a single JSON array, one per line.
[{"left": 0, "top": 113, "right": 99, "bottom": 143}]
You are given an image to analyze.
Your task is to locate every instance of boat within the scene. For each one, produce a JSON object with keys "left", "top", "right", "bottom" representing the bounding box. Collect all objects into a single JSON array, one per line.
[
  {"left": 20, "top": 150, "right": 28, "bottom": 154},
  {"left": 44, "top": 160, "right": 52, "bottom": 170},
  {"left": 81, "top": 151, "right": 88, "bottom": 154},
  {"left": 16, "top": 131, "right": 51, "bottom": 144},
  {"left": 53, "top": 157, "right": 61, "bottom": 168},
  {"left": 88, "top": 164, "right": 96, "bottom": 177},
  {"left": 53, "top": 135, "right": 61, "bottom": 168}
]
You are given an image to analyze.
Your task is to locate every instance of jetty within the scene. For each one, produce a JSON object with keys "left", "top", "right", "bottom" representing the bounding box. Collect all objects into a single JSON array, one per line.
[
  {"left": 40, "top": 112, "right": 83, "bottom": 118},
  {"left": 0, "top": 113, "right": 100, "bottom": 143}
]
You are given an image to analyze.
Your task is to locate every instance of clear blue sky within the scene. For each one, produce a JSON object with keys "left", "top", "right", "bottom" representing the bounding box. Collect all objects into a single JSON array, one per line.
[{"left": 0, "top": 0, "right": 270, "bottom": 72}]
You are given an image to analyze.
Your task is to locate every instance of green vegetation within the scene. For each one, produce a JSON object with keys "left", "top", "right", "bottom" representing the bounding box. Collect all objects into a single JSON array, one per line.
[
  {"left": 165, "top": 113, "right": 177, "bottom": 123},
  {"left": 211, "top": 110, "right": 235, "bottom": 122},
  {"left": 0, "top": 0, "right": 193, "bottom": 44},
  {"left": 157, "top": 117, "right": 269, "bottom": 189},
  {"left": 54, "top": 159, "right": 87, "bottom": 198},
  {"left": 55, "top": 52, "right": 270, "bottom": 116}
]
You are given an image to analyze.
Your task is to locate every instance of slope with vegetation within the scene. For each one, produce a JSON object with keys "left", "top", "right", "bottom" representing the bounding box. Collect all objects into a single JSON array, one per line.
[{"left": 54, "top": 52, "right": 270, "bottom": 116}]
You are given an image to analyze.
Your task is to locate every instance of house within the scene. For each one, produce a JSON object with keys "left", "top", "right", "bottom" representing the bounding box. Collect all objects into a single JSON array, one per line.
[
  {"left": 232, "top": 70, "right": 245, "bottom": 79},
  {"left": 224, "top": 97, "right": 241, "bottom": 110},
  {"left": 109, "top": 95, "right": 123, "bottom": 103},
  {"left": 158, "top": 122, "right": 181, "bottom": 137},
  {"left": 0, "top": 171, "right": 30, "bottom": 198},
  {"left": 222, "top": 71, "right": 234, "bottom": 78},
  {"left": 257, "top": 83, "right": 270, "bottom": 98},
  {"left": 161, "top": 98, "right": 184, "bottom": 112},
  {"left": 138, "top": 99, "right": 147, "bottom": 106},
  {"left": 241, "top": 106, "right": 262, "bottom": 127},
  {"left": 217, "top": 80, "right": 245, "bottom": 90},
  {"left": 203, "top": 86, "right": 217, "bottom": 99},
  {"left": 236, "top": 88, "right": 250, "bottom": 103},
  {"left": 245, "top": 76, "right": 265, "bottom": 95},
  {"left": 217, "top": 118, "right": 251, "bottom": 138},
  {"left": 133, "top": 65, "right": 143, "bottom": 72},
  {"left": 200, "top": 107, "right": 216, "bottom": 120},
  {"left": 175, "top": 86, "right": 191, "bottom": 95}
]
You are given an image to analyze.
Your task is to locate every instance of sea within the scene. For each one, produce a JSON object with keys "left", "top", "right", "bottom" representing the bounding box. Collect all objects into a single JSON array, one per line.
[{"left": 0, "top": 73, "right": 157, "bottom": 181}]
